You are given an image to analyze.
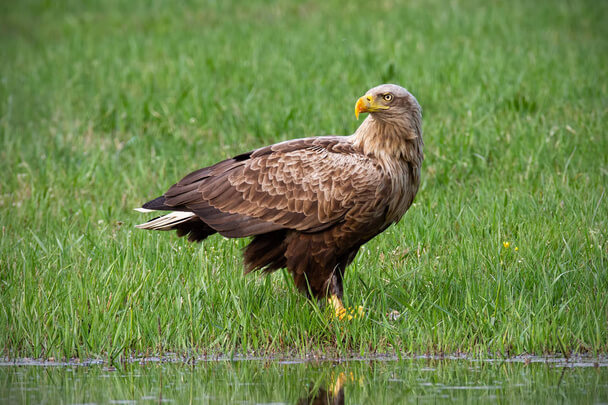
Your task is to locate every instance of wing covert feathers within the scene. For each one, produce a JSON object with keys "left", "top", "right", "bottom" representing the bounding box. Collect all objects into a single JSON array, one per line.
[{"left": 158, "top": 136, "right": 387, "bottom": 238}]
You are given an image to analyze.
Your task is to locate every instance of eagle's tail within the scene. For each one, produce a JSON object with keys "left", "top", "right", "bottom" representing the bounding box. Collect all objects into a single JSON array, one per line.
[
  {"left": 134, "top": 208, "right": 216, "bottom": 242},
  {"left": 134, "top": 209, "right": 197, "bottom": 230}
]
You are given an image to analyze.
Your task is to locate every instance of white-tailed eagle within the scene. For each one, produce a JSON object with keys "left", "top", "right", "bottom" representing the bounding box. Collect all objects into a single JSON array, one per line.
[{"left": 136, "top": 84, "right": 423, "bottom": 319}]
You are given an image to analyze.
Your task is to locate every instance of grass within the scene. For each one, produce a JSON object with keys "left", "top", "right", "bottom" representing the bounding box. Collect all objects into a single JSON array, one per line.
[{"left": 1, "top": 0, "right": 607, "bottom": 360}]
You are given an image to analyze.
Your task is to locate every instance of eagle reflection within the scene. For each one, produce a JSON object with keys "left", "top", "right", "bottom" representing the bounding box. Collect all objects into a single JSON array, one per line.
[{"left": 297, "top": 372, "right": 348, "bottom": 405}]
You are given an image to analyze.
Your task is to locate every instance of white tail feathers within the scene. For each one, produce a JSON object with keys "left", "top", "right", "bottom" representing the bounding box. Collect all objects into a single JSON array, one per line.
[
  {"left": 134, "top": 209, "right": 197, "bottom": 231},
  {"left": 134, "top": 208, "right": 155, "bottom": 213}
]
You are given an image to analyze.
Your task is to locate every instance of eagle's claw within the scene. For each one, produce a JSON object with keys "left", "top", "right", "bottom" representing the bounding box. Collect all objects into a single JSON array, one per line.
[{"left": 329, "top": 295, "right": 364, "bottom": 320}]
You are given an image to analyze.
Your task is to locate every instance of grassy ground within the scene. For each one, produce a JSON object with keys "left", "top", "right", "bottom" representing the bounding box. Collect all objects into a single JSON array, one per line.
[{"left": 1, "top": 0, "right": 607, "bottom": 360}]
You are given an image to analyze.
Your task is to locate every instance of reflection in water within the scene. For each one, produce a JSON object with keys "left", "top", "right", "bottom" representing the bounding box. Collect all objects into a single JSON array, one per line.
[
  {"left": 298, "top": 371, "right": 347, "bottom": 405},
  {"left": 1, "top": 357, "right": 607, "bottom": 404}
]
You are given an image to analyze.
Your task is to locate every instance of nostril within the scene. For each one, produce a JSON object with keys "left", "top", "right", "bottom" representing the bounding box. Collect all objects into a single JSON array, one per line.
[{"left": 366, "top": 95, "right": 373, "bottom": 102}]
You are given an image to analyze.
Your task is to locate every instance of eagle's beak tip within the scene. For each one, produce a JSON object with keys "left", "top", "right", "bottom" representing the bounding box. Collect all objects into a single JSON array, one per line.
[{"left": 355, "top": 96, "right": 367, "bottom": 120}]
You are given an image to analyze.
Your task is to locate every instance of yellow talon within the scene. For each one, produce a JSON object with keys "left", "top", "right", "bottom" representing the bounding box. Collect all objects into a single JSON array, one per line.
[
  {"left": 328, "top": 295, "right": 365, "bottom": 320},
  {"left": 328, "top": 295, "right": 346, "bottom": 319}
]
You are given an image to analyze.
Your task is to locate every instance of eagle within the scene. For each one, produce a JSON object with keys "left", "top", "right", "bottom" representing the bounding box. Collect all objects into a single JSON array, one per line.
[{"left": 136, "top": 84, "right": 423, "bottom": 319}]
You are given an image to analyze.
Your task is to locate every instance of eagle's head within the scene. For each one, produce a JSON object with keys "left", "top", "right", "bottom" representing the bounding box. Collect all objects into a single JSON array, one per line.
[
  {"left": 353, "top": 84, "right": 423, "bottom": 163},
  {"left": 355, "top": 84, "right": 421, "bottom": 124}
]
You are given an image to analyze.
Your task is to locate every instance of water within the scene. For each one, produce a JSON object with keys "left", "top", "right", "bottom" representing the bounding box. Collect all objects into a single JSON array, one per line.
[{"left": 1, "top": 356, "right": 607, "bottom": 404}]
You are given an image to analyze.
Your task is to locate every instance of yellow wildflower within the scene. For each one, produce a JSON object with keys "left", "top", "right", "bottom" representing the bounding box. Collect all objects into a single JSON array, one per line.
[{"left": 503, "top": 241, "right": 510, "bottom": 248}]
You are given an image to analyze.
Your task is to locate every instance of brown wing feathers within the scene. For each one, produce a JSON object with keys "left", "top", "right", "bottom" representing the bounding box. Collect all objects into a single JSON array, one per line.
[
  {"left": 173, "top": 216, "right": 216, "bottom": 242},
  {"left": 151, "top": 137, "right": 377, "bottom": 237}
]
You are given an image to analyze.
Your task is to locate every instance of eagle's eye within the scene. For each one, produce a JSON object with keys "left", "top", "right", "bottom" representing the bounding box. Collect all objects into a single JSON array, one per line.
[{"left": 382, "top": 93, "right": 393, "bottom": 102}]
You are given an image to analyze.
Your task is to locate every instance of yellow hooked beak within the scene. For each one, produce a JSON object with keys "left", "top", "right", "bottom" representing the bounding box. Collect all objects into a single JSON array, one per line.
[{"left": 355, "top": 95, "right": 389, "bottom": 119}]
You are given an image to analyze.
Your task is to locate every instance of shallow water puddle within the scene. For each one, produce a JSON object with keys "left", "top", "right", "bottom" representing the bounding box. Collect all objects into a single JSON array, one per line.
[{"left": 1, "top": 356, "right": 607, "bottom": 403}]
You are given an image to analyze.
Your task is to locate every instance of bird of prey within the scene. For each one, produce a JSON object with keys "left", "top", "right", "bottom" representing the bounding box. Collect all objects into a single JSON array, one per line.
[{"left": 136, "top": 84, "right": 423, "bottom": 319}]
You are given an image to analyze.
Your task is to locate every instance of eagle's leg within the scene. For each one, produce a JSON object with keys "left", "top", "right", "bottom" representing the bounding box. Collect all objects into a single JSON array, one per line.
[
  {"left": 326, "top": 266, "right": 348, "bottom": 320},
  {"left": 326, "top": 266, "right": 364, "bottom": 321}
]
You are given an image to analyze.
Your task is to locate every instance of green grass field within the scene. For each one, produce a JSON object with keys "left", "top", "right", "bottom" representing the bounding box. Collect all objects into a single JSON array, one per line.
[{"left": 1, "top": 0, "right": 607, "bottom": 360}]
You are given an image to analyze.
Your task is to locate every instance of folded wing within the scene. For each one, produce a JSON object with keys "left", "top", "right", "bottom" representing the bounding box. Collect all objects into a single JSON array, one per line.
[{"left": 142, "top": 137, "right": 388, "bottom": 238}]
